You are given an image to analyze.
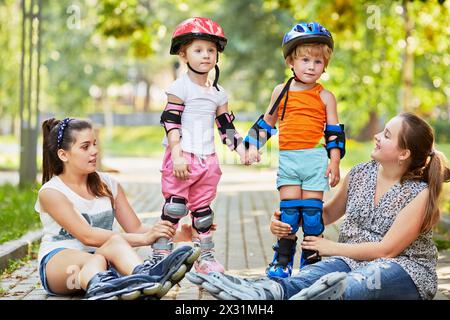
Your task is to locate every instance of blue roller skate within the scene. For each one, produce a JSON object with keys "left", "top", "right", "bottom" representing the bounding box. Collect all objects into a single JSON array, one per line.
[
  {"left": 266, "top": 237, "right": 297, "bottom": 279},
  {"left": 133, "top": 245, "right": 201, "bottom": 298},
  {"left": 85, "top": 269, "right": 161, "bottom": 300}
]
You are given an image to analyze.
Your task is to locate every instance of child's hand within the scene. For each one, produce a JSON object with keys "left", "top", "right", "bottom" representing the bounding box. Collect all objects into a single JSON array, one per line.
[
  {"left": 247, "top": 146, "right": 261, "bottom": 164},
  {"left": 325, "top": 161, "right": 340, "bottom": 187},
  {"left": 270, "top": 211, "right": 292, "bottom": 237},
  {"left": 172, "top": 154, "right": 190, "bottom": 180},
  {"left": 237, "top": 149, "right": 250, "bottom": 165}
]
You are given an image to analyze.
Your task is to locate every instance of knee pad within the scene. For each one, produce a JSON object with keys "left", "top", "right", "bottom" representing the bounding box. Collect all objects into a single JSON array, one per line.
[
  {"left": 301, "top": 199, "right": 324, "bottom": 236},
  {"left": 191, "top": 206, "right": 214, "bottom": 234},
  {"left": 162, "top": 196, "right": 188, "bottom": 224},
  {"left": 279, "top": 200, "right": 303, "bottom": 234}
]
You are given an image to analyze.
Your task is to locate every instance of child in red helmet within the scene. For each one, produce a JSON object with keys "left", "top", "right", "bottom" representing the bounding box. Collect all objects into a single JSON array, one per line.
[{"left": 156, "top": 17, "right": 248, "bottom": 274}]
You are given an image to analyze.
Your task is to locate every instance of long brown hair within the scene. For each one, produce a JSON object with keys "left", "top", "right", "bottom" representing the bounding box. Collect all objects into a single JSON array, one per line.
[
  {"left": 41, "top": 118, "right": 114, "bottom": 208},
  {"left": 398, "top": 112, "right": 450, "bottom": 233}
]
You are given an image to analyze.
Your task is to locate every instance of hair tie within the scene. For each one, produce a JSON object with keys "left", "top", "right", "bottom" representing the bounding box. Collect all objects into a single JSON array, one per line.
[
  {"left": 57, "top": 118, "right": 73, "bottom": 148},
  {"left": 429, "top": 149, "right": 436, "bottom": 157}
]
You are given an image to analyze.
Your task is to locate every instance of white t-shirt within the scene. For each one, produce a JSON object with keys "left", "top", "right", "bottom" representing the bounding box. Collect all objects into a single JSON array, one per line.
[
  {"left": 34, "top": 173, "right": 118, "bottom": 264},
  {"left": 163, "top": 73, "right": 228, "bottom": 156}
]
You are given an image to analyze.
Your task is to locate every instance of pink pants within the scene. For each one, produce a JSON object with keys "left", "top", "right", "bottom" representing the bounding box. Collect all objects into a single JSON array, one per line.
[{"left": 160, "top": 149, "right": 222, "bottom": 211}]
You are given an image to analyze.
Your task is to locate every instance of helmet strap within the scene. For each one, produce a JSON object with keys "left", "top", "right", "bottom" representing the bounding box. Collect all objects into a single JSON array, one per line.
[
  {"left": 187, "top": 63, "right": 208, "bottom": 75},
  {"left": 212, "top": 52, "right": 220, "bottom": 91},
  {"left": 291, "top": 68, "right": 305, "bottom": 84},
  {"left": 212, "top": 65, "right": 220, "bottom": 91},
  {"left": 186, "top": 57, "right": 221, "bottom": 91}
]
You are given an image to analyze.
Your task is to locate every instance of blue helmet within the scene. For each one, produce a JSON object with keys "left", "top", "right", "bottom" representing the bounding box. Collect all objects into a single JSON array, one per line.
[{"left": 282, "top": 22, "right": 334, "bottom": 58}]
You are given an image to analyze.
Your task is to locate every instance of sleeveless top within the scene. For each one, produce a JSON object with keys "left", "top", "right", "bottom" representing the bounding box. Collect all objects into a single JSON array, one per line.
[
  {"left": 34, "top": 173, "right": 118, "bottom": 265},
  {"left": 337, "top": 160, "right": 438, "bottom": 300},
  {"left": 163, "top": 73, "right": 228, "bottom": 156},
  {"left": 277, "top": 83, "right": 326, "bottom": 150}
]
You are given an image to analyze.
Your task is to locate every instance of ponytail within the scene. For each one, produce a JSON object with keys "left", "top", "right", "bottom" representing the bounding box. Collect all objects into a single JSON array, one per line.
[
  {"left": 421, "top": 150, "right": 450, "bottom": 233},
  {"left": 42, "top": 118, "right": 62, "bottom": 184},
  {"left": 398, "top": 112, "right": 450, "bottom": 233}
]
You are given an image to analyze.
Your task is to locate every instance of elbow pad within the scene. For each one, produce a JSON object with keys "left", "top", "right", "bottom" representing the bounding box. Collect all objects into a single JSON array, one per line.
[
  {"left": 324, "top": 124, "right": 346, "bottom": 159},
  {"left": 215, "top": 112, "right": 243, "bottom": 151},
  {"left": 244, "top": 115, "right": 278, "bottom": 149},
  {"left": 160, "top": 102, "right": 185, "bottom": 135}
]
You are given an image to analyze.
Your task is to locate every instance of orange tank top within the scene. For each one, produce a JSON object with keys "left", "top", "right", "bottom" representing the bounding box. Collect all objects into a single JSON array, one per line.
[{"left": 277, "top": 83, "right": 326, "bottom": 150}]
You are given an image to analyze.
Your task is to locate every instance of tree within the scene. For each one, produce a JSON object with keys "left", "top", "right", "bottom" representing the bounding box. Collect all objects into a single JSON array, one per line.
[
  {"left": 267, "top": 0, "right": 449, "bottom": 139},
  {"left": 18, "top": 0, "right": 42, "bottom": 186}
]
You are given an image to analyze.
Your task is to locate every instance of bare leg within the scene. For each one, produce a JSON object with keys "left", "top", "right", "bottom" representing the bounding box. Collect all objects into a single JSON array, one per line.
[
  {"left": 95, "top": 234, "right": 143, "bottom": 275},
  {"left": 45, "top": 249, "right": 100, "bottom": 295},
  {"left": 302, "top": 190, "right": 323, "bottom": 201},
  {"left": 46, "top": 234, "right": 145, "bottom": 295},
  {"left": 78, "top": 254, "right": 108, "bottom": 290}
]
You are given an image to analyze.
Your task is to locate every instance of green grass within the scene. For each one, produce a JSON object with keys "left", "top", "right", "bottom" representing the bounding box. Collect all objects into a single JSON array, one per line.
[
  {"left": 0, "top": 183, "right": 42, "bottom": 244},
  {"left": 0, "top": 134, "right": 19, "bottom": 171},
  {"left": 99, "top": 126, "right": 166, "bottom": 157},
  {"left": 0, "top": 242, "right": 39, "bottom": 282}
]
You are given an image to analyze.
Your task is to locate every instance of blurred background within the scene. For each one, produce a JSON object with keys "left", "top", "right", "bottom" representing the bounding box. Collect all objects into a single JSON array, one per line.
[{"left": 0, "top": 0, "right": 449, "bottom": 248}]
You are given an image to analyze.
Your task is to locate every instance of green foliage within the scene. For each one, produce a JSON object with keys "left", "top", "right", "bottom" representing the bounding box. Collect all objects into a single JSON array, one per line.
[
  {"left": 277, "top": 0, "right": 450, "bottom": 136},
  {"left": 0, "top": 0, "right": 449, "bottom": 138},
  {"left": 95, "top": 0, "right": 156, "bottom": 57},
  {"left": 432, "top": 119, "right": 450, "bottom": 144},
  {"left": 0, "top": 0, "right": 20, "bottom": 120},
  {"left": 0, "top": 183, "right": 41, "bottom": 244}
]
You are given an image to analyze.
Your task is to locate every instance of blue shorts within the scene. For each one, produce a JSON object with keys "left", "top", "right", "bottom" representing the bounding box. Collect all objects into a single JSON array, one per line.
[
  {"left": 39, "top": 248, "right": 67, "bottom": 295},
  {"left": 39, "top": 248, "right": 117, "bottom": 296},
  {"left": 277, "top": 147, "right": 330, "bottom": 191}
]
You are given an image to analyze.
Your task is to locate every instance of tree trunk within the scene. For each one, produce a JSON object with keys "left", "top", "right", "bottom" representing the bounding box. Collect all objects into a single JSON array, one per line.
[
  {"left": 19, "top": 0, "right": 41, "bottom": 187},
  {"left": 143, "top": 79, "right": 151, "bottom": 112},
  {"left": 400, "top": 0, "right": 414, "bottom": 112},
  {"left": 356, "top": 111, "right": 380, "bottom": 141}
]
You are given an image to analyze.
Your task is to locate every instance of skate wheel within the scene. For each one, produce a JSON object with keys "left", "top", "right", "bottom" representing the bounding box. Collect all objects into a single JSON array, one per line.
[
  {"left": 120, "top": 290, "right": 141, "bottom": 300},
  {"left": 186, "top": 248, "right": 201, "bottom": 264},
  {"left": 171, "top": 264, "right": 187, "bottom": 281},
  {"left": 157, "top": 281, "right": 173, "bottom": 298},
  {"left": 143, "top": 284, "right": 160, "bottom": 296}
]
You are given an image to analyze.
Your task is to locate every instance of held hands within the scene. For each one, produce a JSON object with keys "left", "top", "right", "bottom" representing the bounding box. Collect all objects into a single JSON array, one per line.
[
  {"left": 247, "top": 145, "right": 261, "bottom": 165},
  {"left": 172, "top": 154, "right": 190, "bottom": 180},
  {"left": 237, "top": 145, "right": 261, "bottom": 165}
]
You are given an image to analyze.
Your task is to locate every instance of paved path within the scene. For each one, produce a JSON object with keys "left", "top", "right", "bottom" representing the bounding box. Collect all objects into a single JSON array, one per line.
[{"left": 0, "top": 157, "right": 449, "bottom": 300}]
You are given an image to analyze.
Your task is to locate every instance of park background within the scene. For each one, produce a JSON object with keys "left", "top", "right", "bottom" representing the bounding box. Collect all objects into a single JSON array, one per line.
[{"left": 0, "top": 0, "right": 449, "bottom": 287}]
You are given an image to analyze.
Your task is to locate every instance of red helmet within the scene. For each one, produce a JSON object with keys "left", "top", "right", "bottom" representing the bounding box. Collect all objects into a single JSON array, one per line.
[{"left": 170, "top": 17, "right": 227, "bottom": 55}]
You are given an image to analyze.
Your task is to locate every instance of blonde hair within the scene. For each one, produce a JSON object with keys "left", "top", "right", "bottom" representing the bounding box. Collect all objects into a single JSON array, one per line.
[
  {"left": 287, "top": 43, "right": 333, "bottom": 67},
  {"left": 178, "top": 40, "right": 194, "bottom": 57}
]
